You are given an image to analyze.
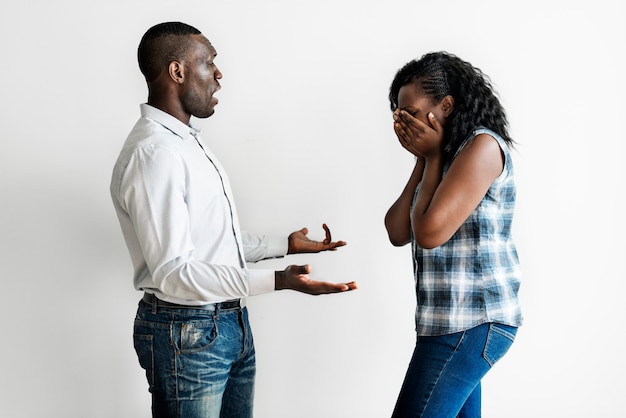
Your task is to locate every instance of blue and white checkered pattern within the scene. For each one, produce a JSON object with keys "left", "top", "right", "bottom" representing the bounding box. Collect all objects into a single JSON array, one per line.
[{"left": 412, "top": 127, "right": 523, "bottom": 336}]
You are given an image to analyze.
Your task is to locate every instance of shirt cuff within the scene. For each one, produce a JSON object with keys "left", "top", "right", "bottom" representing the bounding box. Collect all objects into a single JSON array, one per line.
[
  {"left": 266, "top": 234, "right": 289, "bottom": 258},
  {"left": 248, "top": 269, "right": 276, "bottom": 296}
]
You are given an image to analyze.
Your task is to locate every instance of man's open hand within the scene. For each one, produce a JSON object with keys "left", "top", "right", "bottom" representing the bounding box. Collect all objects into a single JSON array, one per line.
[
  {"left": 288, "top": 224, "right": 346, "bottom": 254},
  {"left": 275, "top": 264, "right": 357, "bottom": 295}
]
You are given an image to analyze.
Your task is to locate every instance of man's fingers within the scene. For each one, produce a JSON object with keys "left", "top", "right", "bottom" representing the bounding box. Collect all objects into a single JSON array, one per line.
[
  {"left": 309, "top": 282, "right": 345, "bottom": 294},
  {"left": 322, "top": 223, "right": 331, "bottom": 244},
  {"left": 322, "top": 224, "right": 347, "bottom": 248},
  {"left": 297, "top": 264, "right": 311, "bottom": 275},
  {"left": 306, "top": 280, "right": 358, "bottom": 295}
]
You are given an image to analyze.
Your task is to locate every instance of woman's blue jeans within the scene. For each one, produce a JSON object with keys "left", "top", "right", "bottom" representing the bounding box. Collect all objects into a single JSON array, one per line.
[
  {"left": 133, "top": 299, "right": 256, "bottom": 418},
  {"left": 391, "top": 322, "right": 517, "bottom": 418}
]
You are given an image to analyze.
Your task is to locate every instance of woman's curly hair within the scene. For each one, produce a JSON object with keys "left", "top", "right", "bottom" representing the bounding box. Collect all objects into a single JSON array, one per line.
[{"left": 389, "top": 52, "right": 514, "bottom": 160}]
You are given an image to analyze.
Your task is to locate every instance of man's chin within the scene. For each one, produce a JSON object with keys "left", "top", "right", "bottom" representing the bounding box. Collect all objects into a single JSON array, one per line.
[{"left": 193, "top": 108, "right": 216, "bottom": 119}]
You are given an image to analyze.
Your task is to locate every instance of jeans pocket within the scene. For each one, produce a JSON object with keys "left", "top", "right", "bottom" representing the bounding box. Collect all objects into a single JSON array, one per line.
[
  {"left": 178, "top": 319, "right": 218, "bottom": 354},
  {"left": 133, "top": 333, "right": 155, "bottom": 389},
  {"left": 482, "top": 323, "right": 517, "bottom": 367}
]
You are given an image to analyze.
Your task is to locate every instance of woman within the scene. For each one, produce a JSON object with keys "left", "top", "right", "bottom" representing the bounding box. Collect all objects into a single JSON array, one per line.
[{"left": 385, "top": 52, "right": 523, "bottom": 417}]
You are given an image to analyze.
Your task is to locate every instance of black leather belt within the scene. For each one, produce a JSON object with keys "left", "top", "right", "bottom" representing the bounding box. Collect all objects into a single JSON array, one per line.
[
  {"left": 142, "top": 293, "right": 241, "bottom": 311},
  {"left": 218, "top": 299, "right": 242, "bottom": 310}
]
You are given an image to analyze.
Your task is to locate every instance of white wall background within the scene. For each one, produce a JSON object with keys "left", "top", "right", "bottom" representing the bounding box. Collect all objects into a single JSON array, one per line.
[{"left": 1, "top": 1, "right": 624, "bottom": 417}]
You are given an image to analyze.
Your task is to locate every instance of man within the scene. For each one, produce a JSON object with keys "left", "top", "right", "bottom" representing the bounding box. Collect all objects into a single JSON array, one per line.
[{"left": 110, "top": 21, "right": 357, "bottom": 418}]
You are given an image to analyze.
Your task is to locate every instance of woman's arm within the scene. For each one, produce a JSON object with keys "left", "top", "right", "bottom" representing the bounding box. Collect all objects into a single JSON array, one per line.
[
  {"left": 385, "top": 158, "right": 424, "bottom": 246},
  {"left": 393, "top": 110, "right": 504, "bottom": 249},
  {"left": 411, "top": 133, "right": 504, "bottom": 248}
]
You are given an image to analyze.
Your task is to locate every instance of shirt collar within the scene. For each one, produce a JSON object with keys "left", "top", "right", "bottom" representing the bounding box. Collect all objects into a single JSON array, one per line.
[{"left": 140, "top": 103, "right": 201, "bottom": 140}]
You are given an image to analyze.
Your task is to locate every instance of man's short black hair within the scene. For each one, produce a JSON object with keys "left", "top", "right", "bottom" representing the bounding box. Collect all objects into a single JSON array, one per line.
[{"left": 137, "top": 22, "right": 202, "bottom": 82}]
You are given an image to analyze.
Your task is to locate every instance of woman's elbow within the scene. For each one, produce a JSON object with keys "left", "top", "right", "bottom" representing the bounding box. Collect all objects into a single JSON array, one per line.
[
  {"left": 385, "top": 226, "right": 411, "bottom": 247},
  {"left": 388, "top": 235, "right": 410, "bottom": 247},
  {"left": 414, "top": 238, "right": 438, "bottom": 249},
  {"left": 413, "top": 229, "right": 445, "bottom": 249}
]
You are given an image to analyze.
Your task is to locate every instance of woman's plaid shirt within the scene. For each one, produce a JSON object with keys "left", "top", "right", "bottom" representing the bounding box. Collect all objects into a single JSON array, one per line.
[{"left": 411, "top": 127, "right": 523, "bottom": 336}]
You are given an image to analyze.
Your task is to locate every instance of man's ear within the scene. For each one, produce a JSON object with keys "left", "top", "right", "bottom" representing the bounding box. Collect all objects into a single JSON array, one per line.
[
  {"left": 168, "top": 61, "right": 185, "bottom": 84},
  {"left": 441, "top": 95, "right": 455, "bottom": 117}
]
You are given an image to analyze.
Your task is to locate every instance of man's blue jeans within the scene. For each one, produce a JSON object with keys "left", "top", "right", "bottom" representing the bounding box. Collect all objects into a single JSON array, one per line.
[
  {"left": 133, "top": 298, "right": 256, "bottom": 418},
  {"left": 391, "top": 322, "right": 517, "bottom": 418}
]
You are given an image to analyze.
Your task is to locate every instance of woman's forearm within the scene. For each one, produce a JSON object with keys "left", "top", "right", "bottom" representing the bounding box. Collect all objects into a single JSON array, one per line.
[
  {"left": 385, "top": 159, "right": 424, "bottom": 246},
  {"left": 411, "top": 155, "right": 444, "bottom": 249}
]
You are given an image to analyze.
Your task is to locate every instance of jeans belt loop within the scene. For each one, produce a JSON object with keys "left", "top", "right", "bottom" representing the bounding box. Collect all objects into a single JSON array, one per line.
[{"left": 150, "top": 293, "right": 157, "bottom": 314}]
